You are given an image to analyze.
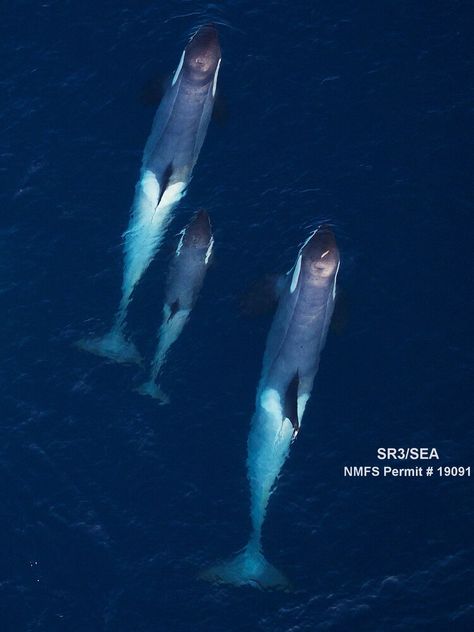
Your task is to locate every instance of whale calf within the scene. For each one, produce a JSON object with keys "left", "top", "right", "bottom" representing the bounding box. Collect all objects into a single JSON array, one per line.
[
  {"left": 203, "top": 225, "right": 340, "bottom": 589},
  {"left": 137, "top": 209, "right": 213, "bottom": 402},
  {"left": 79, "top": 25, "right": 221, "bottom": 363}
]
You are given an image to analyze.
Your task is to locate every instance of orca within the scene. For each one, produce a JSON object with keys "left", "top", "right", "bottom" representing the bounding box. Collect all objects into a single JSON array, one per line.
[
  {"left": 202, "top": 225, "right": 340, "bottom": 589},
  {"left": 79, "top": 25, "right": 221, "bottom": 363},
  {"left": 137, "top": 210, "right": 213, "bottom": 402}
]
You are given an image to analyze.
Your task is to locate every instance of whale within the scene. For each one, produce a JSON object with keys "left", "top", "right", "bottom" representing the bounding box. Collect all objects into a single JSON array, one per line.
[
  {"left": 79, "top": 25, "right": 221, "bottom": 363},
  {"left": 137, "top": 209, "right": 213, "bottom": 402},
  {"left": 202, "top": 225, "right": 340, "bottom": 589}
]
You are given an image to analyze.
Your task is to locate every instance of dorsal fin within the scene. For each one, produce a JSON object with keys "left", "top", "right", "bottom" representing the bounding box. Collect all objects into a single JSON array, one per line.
[
  {"left": 168, "top": 299, "right": 180, "bottom": 322},
  {"left": 157, "top": 163, "right": 174, "bottom": 205},
  {"left": 283, "top": 373, "right": 299, "bottom": 434}
]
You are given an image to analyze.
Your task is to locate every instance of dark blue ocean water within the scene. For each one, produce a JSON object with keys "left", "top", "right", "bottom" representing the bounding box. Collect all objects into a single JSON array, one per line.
[{"left": 1, "top": 1, "right": 473, "bottom": 630}]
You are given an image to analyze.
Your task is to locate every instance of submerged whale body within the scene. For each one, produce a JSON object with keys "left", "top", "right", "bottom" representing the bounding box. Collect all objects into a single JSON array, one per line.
[
  {"left": 79, "top": 25, "right": 221, "bottom": 363},
  {"left": 202, "top": 225, "right": 340, "bottom": 589},
  {"left": 137, "top": 209, "right": 213, "bottom": 402}
]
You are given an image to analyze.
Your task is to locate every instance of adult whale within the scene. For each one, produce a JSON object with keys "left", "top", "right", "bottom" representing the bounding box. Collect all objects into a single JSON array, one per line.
[
  {"left": 137, "top": 209, "right": 213, "bottom": 401},
  {"left": 80, "top": 25, "right": 221, "bottom": 363},
  {"left": 203, "top": 225, "right": 340, "bottom": 589}
]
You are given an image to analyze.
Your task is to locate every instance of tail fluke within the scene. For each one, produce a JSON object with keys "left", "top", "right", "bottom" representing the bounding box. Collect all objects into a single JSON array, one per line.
[
  {"left": 76, "top": 330, "right": 142, "bottom": 365},
  {"left": 200, "top": 546, "right": 289, "bottom": 590},
  {"left": 135, "top": 380, "right": 170, "bottom": 404}
]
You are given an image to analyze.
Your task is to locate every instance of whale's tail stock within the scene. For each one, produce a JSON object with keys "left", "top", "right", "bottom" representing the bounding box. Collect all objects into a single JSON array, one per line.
[
  {"left": 200, "top": 544, "right": 289, "bottom": 591},
  {"left": 134, "top": 379, "right": 170, "bottom": 404}
]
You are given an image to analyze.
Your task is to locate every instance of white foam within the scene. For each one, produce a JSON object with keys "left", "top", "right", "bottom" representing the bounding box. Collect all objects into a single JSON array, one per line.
[
  {"left": 212, "top": 58, "right": 222, "bottom": 97},
  {"left": 205, "top": 236, "right": 214, "bottom": 265},
  {"left": 332, "top": 260, "right": 340, "bottom": 299},
  {"left": 290, "top": 254, "right": 302, "bottom": 293},
  {"left": 172, "top": 50, "right": 185, "bottom": 86},
  {"left": 175, "top": 230, "right": 185, "bottom": 256},
  {"left": 301, "top": 228, "right": 317, "bottom": 251}
]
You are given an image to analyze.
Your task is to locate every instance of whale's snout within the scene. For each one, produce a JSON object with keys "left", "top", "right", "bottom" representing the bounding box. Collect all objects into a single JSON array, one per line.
[
  {"left": 184, "top": 24, "right": 221, "bottom": 83},
  {"left": 184, "top": 209, "right": 213, "bottom": 248},
  {"left": 302, "top": 225, "right": 339, "bottom": 282}
]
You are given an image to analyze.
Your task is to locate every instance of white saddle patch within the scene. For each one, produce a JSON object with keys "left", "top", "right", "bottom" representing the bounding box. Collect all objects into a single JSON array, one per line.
[
  {"left": 297, "top": 393, "right": 310, "bottom": 422},
  {"left": 158, "top": 181, "right": 186, "bottom": 209},
  {"left": 139, "top": 170, "right": 160, "bottom": 207},
  {"left": 260, "top": 388, "right": 282, "bottom": 417}
]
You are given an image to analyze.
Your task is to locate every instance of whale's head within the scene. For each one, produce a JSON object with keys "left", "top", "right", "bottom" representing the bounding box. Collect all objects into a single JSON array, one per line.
[
  {"left": 183, "top": 24, "right": 221, "bottom": 86},
  {"left": 183, "top": 209, "right": 213, "bottom": 250},
  {"left": 301, "top": 225, "right": 340, "bottom": 287}
]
